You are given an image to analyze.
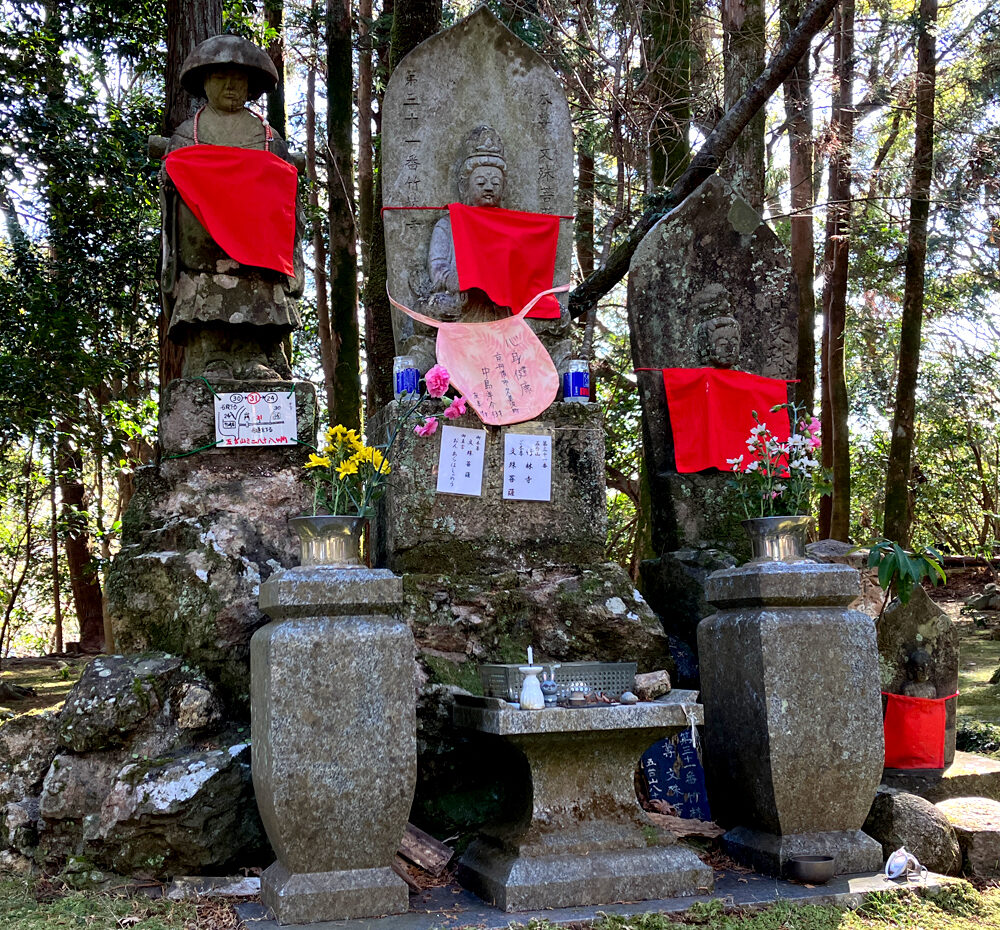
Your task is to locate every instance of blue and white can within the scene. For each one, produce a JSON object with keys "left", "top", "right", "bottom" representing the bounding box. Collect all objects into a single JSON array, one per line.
[
  {"left": 393, "top": 355, "right": 420, "bottom": 400},
  {"left": 563, "top": 360, "right": 591, "bottom": 403}
]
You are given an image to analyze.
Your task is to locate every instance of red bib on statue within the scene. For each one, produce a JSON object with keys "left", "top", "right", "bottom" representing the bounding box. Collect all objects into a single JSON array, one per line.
[
  {"left": 448, "top": 203, "right": 562, "bottom": 319},
  {"left": 165, "top": 145, "right": 297, "bottom": 276}
]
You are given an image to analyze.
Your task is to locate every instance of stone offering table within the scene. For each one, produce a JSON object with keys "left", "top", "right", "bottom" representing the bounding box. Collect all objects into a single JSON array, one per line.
[{"left": 453, "top": 692, "right": 713, "bottom": 911}]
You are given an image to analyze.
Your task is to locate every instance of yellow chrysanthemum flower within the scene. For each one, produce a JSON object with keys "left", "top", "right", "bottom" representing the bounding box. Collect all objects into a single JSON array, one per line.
[
  {"left": 369, "top": 448, "right": 389, "bottom": 473},
  {"left": 304, "top": 453, "right": 331, "bottom": 469},
  {"left": 344, "top": 429, "right": 364, "bottom": 451},
  {"left": 336, "top": 458, "right": 360, "bottom": 480}
]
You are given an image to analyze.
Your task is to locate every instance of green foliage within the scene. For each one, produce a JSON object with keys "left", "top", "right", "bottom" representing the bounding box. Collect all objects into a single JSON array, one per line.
[
  {"left": 867, "top": 538, "right": 945, "bottom": 620},
  {"left": 956, "top": 720, "right": 1000, "bottom": 758}
]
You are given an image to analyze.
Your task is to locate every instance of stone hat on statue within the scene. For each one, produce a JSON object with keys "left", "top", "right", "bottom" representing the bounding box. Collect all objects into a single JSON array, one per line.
[{"left": 180, "top": 34, "right": 278, "bottom": 100}]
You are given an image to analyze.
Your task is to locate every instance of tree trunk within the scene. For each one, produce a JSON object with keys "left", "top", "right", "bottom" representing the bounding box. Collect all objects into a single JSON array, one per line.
[
  {"left": 643, "top": 0, "right": 692, "bottom": 189},
  {"left": 568, "top": 0, "right": 842, "bottom": 319},
  {"left": 362, "top": 0, "right": 440, "bottom": 418},
  {"left": 264, "top": 0, "right": 287, "bottom": 138},
  {"left": 50, "top": 441, "right": 62, "bottom": 654},
  {"left": 328, "top": 0, "right": 362, "bottom": 430},
  {"left": 161, "top": 0, "right": 223, "bottom": 390},
  {"left": 781, "top": 0, "right": 817, "bottom": 414},
  {"left": 307, "top": 4, "right": 336, "bottom": 424},
  {"left": 358, "top": 0, "right": 375, "bottom": 273},
  {"left": 818, "top": 0, "right": 855, "bottom": 541},
  {"left": 57, "top": 430, "right": 104, "bottom": 652},
  {"left": 883, "top": 0, "right": 937, "bottom": 545},
  {"left": 721, "top": 0, "right": 766, "bottom": 211}
]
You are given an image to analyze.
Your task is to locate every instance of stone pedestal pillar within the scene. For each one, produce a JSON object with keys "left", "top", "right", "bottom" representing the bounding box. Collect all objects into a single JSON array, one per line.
[
  {"left": 251, "top": 566, "right": 416, "bottom": 924},
  {"left": 697, "top": 560, "right": 884, "bottom": 876}
]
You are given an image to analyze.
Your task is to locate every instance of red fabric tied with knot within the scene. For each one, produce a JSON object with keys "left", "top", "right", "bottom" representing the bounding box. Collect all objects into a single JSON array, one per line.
[
  {"left": 882, "top": 691, "right": 958, "bottom": 769},
  {"left": 448, "top": 202, "right": 562, "bottom": 319},
  {"left": 165, "top": 144, "right": 297, "bottom": 276},
  {"left": 652, "top": 368, "right": 792, "bottom": 473}
]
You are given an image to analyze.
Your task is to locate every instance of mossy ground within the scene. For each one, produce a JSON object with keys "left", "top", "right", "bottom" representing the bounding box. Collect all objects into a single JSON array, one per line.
[
  {"left": 954, "top": 617, "right": 1000, "bottom": 723},
  {"left": 2, "top": 876, "right": 1000, "bottom": 930},
  {"left": 0, "top": 660, "right": 85, "bottom": 716}
]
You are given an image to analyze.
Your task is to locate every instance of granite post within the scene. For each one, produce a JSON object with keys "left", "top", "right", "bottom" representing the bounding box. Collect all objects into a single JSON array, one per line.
[
  {"left": 251, "top": 566, "right": 416, "bottom": 924},
  {"left": 697, "top": 560, "right": 884, "bottom": 876}
]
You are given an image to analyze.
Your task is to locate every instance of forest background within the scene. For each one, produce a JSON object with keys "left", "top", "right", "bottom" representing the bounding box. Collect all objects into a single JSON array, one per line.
[{"left": 0, "top": 0, "right": 996, "bottom": 656}]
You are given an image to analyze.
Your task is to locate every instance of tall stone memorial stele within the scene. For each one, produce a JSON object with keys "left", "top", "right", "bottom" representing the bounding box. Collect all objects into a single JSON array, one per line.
[
  {"left": 382, "top": 6, "right": 572, "bottom": 378},
  {"left": 627, "top": 174, "right": 798, "bottom": 557},
  {"left": 105, "top": 35, "right": 317, "bottom": 712},
  {"left": 375, "top": 8, "right": 677, "bottom": 845},
  {"left": 697, "top": 558, "right": 885, "bottom": 876}
]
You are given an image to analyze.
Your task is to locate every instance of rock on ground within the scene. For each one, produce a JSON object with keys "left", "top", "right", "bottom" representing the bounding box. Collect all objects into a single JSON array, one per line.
[
  {"left": 863, "top": 785, "right": 962, "bottom": 875},
  {"left": 936, "top": 796, "right": 1000, "bottom": 879}
]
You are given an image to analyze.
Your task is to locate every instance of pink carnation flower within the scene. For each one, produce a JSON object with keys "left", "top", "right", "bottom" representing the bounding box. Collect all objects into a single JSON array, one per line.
[
  {"left": 425, "top": 364, "right": 450, "bottom": 398},
  {"left": 443, "top": 396, "right": 468, "bottom": 419},
  {"left": 414, "top": 417, "right": 439, "bottom": 438}
]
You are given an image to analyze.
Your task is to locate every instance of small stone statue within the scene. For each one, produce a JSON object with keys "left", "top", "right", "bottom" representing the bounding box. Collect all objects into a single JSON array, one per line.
[
  {"left": 160, "top": 35, "right": 304, "bottom": 380},
  {"left": 695, "top": 316, "right": 741, "bottom": 369},
  {"left": 902, "top": 648, "right": 938, "bottom": 699}
]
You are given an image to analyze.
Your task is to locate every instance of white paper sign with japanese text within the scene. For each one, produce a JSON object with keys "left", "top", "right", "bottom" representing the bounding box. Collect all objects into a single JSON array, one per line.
[
  {"left": 214, "top": 390, "right": 298, "bottom": 447},
  {"left": 503, "top": 432, "right": 552, "bottom": 501},
  {"left": 436, "top": 425, "right": 486, "bottom": 496}
]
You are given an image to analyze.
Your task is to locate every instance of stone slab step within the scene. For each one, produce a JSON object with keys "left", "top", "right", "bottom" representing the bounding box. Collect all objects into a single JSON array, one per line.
[
  {"left": 883, "top": 751, "right": 1000, "bottom": 803},
  {"left": 236, "top": 870, "right": 960, "bottom": 930},
  {"left": 936, "top": 797, "right": 1000, "bottom": 879}
]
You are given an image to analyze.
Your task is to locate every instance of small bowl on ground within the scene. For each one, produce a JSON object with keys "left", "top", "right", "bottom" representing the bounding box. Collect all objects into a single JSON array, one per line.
[{"left": 786, "top": 855, "right": 836, "bottom": 884}]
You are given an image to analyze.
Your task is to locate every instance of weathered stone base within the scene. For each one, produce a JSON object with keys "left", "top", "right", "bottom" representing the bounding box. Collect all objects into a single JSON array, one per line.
[
  {"left": 260, "top": 861, "right": 409, "bottom": 924},
  {"left": 458, "top": 839, "right": 712, "bottom": 912},
  {"left": 883, "top": 751, "right": 1000, "bottom": 803},
  {"left": 723, "top": 827, "right": 883, "bottom": 878}
]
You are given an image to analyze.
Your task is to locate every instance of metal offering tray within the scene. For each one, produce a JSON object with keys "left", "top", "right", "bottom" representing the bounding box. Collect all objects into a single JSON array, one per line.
[{"left": 478, "top": 661, "right": 637, "bottom": 702}]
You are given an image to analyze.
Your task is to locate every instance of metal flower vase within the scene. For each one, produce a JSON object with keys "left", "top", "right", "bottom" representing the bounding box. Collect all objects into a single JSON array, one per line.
[
  {"left": 289, "top": 514, "right": 366, "bottom": 567},
  {"left": 742, "top": 514, "right": 812, "bottom": 562}
]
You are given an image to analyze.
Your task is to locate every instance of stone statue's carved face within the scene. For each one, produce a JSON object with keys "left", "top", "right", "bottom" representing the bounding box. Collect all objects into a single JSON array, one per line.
[
  {"left": 204, "top": 67, "right": 250, "bottom": 113},
  {"left": 696, "top": 316, "right": 741, "bottom": 368},
  {"left": 908, "top": 649, "right": 931, "bottom": 682},
  {"left": 465, "top": 166, "right": 505, "bottom": 207}
]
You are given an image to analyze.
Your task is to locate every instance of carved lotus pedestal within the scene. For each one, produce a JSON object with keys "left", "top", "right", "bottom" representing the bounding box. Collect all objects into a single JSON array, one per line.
[
  {"left": 697, "top": 559, "right": 884, "bottom": 877},
  {"left": 251, "top": 564, "right": 416, "bottom": 924}
]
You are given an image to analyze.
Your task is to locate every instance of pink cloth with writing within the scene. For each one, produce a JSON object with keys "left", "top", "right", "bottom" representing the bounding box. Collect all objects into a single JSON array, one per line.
[{"left": 387, "top": 287, "right": 565, "bottom": 425}]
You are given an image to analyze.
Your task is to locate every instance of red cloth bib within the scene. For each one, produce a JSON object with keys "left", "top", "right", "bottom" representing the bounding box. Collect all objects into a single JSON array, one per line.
[
  {"left": 165, "top": 145, "right": 297, "bottom": 276},
  {"left": 655, "top": 368, "right": 791, "bottom": 473},
  {"left": 448, "top": 202, "right": 562, "bottom": 319},
  {"left": 883, "top": 691, "right": 957, "bottom": 769}
]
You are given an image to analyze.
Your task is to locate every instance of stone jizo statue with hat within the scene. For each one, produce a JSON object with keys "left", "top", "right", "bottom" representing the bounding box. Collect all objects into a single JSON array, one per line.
[{"left": 158, "top": 34, "right": 304, "bottom": 381}]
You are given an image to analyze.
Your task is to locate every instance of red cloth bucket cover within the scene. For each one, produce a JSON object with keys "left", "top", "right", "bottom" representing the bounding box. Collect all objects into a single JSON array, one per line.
[{"left": 165, "top": 144, "right": 297, "bottom": 276}]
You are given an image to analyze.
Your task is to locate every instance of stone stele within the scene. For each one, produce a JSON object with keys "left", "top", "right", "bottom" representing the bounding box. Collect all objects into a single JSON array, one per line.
[
  {"left": 698, "top": 560, "right": 884, "bottom": 876},
  {"left": 877, "top": 585, "right": 959, "bottom": 770},
  {"left": 252, "top": 566, "right": 416, "bottom": 924},
  {"left": 627, "top": 174, "right": 798, "bottom": 556},
  {"left": 381, "top": 7, "right": 573, "bottom": 375}
]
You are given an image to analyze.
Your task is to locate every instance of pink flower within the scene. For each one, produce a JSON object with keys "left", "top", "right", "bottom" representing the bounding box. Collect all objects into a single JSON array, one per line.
[
  {"left": 414, "top": 417, "right": 439, "bottom": 438},
  {"left": 443, "top": 396, "right": 468, "bottom": 419},
  {"left": 425, "top": 364, "right": 450, "bottom": 398}
]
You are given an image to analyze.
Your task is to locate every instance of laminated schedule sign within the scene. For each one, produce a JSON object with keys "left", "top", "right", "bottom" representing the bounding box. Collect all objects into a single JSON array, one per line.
[
  {"left": 503, "top": 432, "right": 552, "bottom": 501},
  {"left": 214, "top": 391, "right": 298, "bottom": 447},
  {"left": 436, "top": 426, "right": 486, "bottom": 496}
]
